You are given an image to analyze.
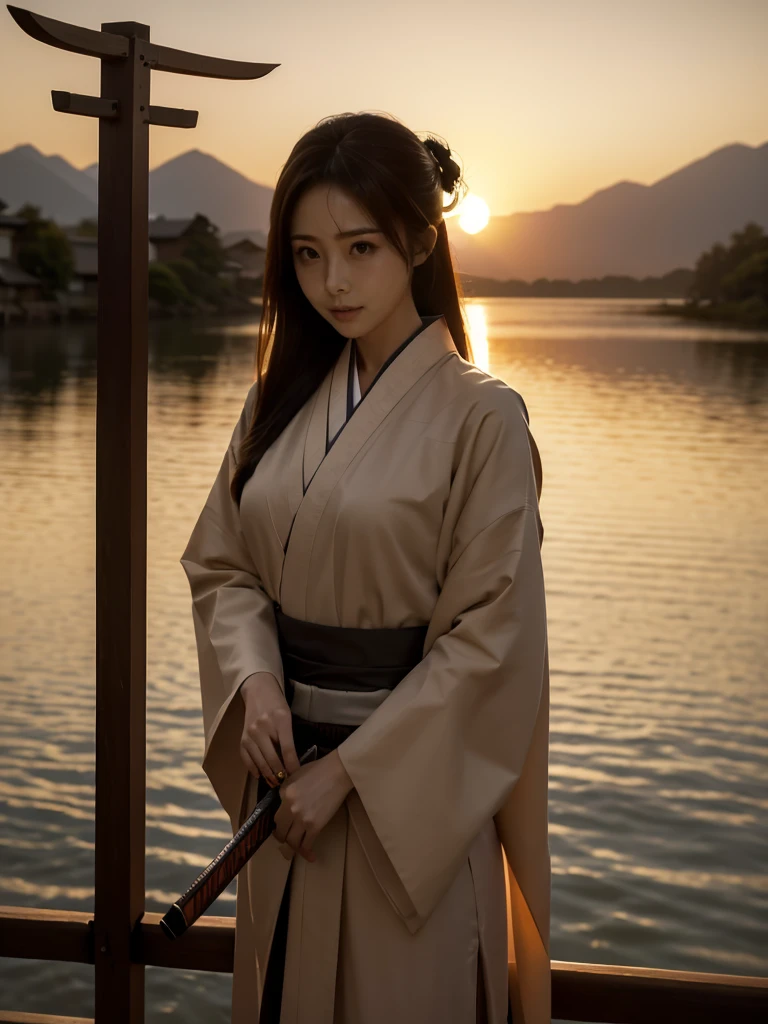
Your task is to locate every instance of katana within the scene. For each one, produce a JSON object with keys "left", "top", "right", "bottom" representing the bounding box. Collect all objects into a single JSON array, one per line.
[{"left": 160, "top": 745, "right": 319, "bottom": 941}]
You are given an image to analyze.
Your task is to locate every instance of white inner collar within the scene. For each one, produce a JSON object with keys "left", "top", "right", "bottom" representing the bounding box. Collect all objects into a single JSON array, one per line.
[{"left": 351, "top": 349, "right": 361, "bottom": 409}]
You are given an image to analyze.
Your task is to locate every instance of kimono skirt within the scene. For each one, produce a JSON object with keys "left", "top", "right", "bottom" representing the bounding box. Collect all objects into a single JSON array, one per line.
[{"left": 253, "top": 605, "right": 512, "bottom": 1024}]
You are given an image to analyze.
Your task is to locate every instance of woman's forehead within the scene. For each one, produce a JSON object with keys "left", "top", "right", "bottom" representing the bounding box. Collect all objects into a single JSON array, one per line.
[{"left": 290, "top": 184, "right": 377, "bottom": 240}]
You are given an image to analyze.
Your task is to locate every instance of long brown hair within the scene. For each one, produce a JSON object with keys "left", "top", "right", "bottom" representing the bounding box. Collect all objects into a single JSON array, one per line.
[{"left": 231, "top": 110, "right": 473, "bottom": 505}]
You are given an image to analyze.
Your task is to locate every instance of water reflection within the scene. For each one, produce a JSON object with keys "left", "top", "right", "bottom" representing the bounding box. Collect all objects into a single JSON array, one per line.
[
  {"left": 1, "top": 298, "right": 767, "bottom": 1020},
  {"left": 465, "top": 302, "right": 489, "bottom": 371}
]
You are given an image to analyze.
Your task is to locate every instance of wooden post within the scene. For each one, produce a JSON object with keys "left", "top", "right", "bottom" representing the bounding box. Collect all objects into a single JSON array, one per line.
[{"left": 6, "top": 7, "right": 279, "bottom": 1021}]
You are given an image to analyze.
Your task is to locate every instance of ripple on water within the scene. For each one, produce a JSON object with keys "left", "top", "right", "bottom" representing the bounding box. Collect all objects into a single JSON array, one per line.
[{"left": 1, "top": 302, "right": 767, "bottom": 1017}]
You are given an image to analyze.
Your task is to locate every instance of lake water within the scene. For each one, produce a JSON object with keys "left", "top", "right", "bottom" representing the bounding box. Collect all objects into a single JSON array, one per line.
[{"left": 1, "top": 298, "right": 767, "bottom": 1019}]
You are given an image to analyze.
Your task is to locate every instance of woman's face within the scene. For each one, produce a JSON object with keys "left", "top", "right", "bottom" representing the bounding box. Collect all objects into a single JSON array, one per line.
[{"left": 289, "top": 183, "right": 433, "bottom": 339}]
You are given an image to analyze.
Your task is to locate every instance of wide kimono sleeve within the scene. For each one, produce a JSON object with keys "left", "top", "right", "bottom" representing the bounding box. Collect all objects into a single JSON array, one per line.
[
  {"left": 336, "top": 387, "right": 550, "bottom": 1019},
  {"left": 179, "top": 381, "right": 285, "bottom": 831}
]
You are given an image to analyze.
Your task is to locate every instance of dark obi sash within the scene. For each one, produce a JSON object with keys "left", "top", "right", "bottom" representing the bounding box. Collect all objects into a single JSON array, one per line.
[
  {"left": 272, "top": 603, "right": 427, "bottom": 758},
  {"left": 274, "top": 603, "right": 428, "bottom": 695}
]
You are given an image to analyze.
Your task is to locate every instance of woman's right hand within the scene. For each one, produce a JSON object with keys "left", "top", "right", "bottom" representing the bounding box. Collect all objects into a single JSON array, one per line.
[{"left": 239, "top": 672, "right": 301, "bottom": 787}]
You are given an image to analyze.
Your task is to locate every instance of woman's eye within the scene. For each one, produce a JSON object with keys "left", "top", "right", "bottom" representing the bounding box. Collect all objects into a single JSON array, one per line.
[{"left": 294, "top": 242, "right": 375, "bottom": 261}]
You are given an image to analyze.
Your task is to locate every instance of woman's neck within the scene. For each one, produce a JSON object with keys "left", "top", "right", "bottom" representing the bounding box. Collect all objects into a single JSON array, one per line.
[{"left": 354, "top": 304, "right": 423, "bottom": 378}]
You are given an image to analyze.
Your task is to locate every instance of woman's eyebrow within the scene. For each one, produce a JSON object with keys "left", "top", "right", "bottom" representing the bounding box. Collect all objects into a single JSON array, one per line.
[{"left": 290, "top": 228, "right": 383, "bottom": 241}]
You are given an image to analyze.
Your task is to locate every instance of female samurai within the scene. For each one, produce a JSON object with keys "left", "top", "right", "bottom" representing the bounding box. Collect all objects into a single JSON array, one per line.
[{"left": 180, "top": 110, "right": 551, "bottom": 1024}]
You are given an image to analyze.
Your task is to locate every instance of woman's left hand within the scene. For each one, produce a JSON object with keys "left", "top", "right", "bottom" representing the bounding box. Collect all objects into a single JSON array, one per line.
[{"left": 272, "top": 749, "right": 354, "bottom": 862}]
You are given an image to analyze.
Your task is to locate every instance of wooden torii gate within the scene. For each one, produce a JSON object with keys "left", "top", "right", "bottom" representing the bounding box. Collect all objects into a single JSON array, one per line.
[{"left": 5, "top": 6, "right": 278, "bottom": 1020}]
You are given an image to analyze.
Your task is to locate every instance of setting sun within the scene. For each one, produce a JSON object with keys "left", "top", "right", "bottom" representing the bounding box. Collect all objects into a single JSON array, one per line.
[{"left": 455, "top": 193, "right": 490, "bottom": 234}]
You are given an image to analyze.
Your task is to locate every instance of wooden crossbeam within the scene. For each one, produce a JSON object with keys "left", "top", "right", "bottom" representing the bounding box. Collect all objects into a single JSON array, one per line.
[
  {"left": 140, "top": 40, "right": 279, "bottom": 80},
  {"left": 7, "top": 5, "right": 129, "bottom": 58},
  {"left": 51, "top": 91, "right": 117, "bottom": 119},
  {"left": 8, "top": 4, "right": 280, "bottom": 81},
  {"left": 145, "top": 104, "right": 198, "bottom": 129}
]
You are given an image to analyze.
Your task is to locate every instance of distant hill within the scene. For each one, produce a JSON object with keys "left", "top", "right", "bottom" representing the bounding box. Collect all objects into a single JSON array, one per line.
[
  {"left": 1, "top": 139, "right": 766, "bottom": 281},
  {"left": 147, "top": 149, "right": 273, "bottom": 232},
  {"left": 0, "top": 145, "right": 272, "bottom": 234},
  {"left": 449, "top": 141, "right": 768, "bottom": 280},
  {"left": 0, "top": 144, "right": 97, "bottom": 223}
]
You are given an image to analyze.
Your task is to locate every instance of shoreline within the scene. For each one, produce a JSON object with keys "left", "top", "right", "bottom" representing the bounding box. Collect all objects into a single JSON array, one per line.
[
  {"left": 645, "top": 299, "right": 768, "bottom": 330},
  {"left": 3, "top": 296, "right": 767, "bottom": 334},
  {"left": 0, "top": 297, "right": 264, "bottom": 329}
]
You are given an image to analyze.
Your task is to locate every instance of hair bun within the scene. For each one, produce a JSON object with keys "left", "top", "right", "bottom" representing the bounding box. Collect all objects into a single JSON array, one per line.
[{"left": 422, "top": 136, "right": 461, "bottom": 195}]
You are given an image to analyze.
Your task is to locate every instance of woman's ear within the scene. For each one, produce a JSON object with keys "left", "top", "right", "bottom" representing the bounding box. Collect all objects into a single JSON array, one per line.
[{"left": 413, "top": 224, "right": 438, "bottom": 267}]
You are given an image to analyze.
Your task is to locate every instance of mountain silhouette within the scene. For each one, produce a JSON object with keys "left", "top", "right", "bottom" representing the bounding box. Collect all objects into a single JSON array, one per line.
[
  {"left": 147, "top": 148, "right": 273, "bottom": 231},
  {"left": 0, "top": 143, "right": 97, "bottom": 222},
  {"left": 1, "top": 139, "right": 765, "bottom": 280},
  {"left": 449, "top": 141, "right": 768, "bottom": 279}
]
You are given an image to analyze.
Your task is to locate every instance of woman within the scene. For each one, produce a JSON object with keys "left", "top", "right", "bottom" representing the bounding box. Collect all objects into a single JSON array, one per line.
[{"left": 180, "top": 111, "right": 550, "bottom": 1024}]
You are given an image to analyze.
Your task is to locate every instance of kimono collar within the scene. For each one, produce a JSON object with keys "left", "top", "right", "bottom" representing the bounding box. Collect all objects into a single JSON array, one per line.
[
  {"left": 323, "top": 313, "right": 457, "bottom": 456},
  {"left": 297, "top": 313, "right": 458, "bottom": 504},
  {"left": 264, "top": 312, "right": 460, "bottom": 609}
]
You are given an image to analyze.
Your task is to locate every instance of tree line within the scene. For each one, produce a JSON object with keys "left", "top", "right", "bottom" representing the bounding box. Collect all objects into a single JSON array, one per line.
[
  {"left": 3, "top": 199, "right": 765, "bottom": 325},
  {"left": 686, "top": 221, "right": 768, "bottom": 325},
  {"left": 0, "top": 201, "right": 254, "bottom": 314}
]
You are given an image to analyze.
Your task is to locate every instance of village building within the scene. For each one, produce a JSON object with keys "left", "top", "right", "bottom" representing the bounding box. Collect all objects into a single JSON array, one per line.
[
  {"left": 219, "top": 230, "right": 266, "bottom": 293},
  {"left": 148, "top": 213, "right": 217, "bottom": 263},
  {"left": 0, "top": 209, "right": 266, "bottom": 323},
  {"left": 0, "top": 210, "right": 43, "bottom": 324}
]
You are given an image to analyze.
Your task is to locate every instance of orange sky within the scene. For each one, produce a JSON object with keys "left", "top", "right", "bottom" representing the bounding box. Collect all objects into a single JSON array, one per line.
[{"left": 1, "top": 0, "right": 766, "bottom": 217}]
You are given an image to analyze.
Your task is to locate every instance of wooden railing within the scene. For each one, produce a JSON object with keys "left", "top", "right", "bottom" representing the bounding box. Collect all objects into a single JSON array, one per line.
[{"left": 1, "top": 905, "right": 767, "bottom": 1023}]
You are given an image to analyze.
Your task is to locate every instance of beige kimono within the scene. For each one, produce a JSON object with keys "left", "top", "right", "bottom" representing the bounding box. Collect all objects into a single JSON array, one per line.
[{"left": 180, "top": 314, "right": 551, "bottom": 1024}]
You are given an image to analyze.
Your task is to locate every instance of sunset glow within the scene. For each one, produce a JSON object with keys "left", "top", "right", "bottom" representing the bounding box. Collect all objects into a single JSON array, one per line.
[{"left": 455, "top": 193, "right": 490, "bottom": 235}]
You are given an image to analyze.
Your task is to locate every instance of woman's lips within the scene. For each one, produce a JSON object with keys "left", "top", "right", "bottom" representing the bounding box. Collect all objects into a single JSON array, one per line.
[{"left": 330, "top": 306, "right": 362, "bottom": 321}]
